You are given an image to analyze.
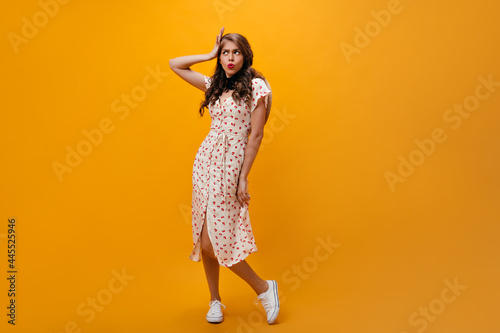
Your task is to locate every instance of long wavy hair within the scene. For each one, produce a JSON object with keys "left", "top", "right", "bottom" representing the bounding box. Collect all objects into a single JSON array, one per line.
[{"left": 199, "top": 33, "right": 271, "bottom": 120}]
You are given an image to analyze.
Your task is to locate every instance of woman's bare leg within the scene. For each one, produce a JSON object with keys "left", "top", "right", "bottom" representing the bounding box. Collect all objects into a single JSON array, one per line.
[
  {"left": 200, "top": 216, "right": 221, "bottom": 301},
  {"left": 228, "top": 260, "right": 269, "bottom": 295}
]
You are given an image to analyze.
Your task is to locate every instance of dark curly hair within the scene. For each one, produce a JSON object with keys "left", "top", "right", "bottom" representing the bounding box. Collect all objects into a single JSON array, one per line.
[{"left": 199, "top": 33, "right": 270, "bottom": 117}]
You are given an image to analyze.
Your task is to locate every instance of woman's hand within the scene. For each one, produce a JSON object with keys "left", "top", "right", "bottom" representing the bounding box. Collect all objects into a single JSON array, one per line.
[
  {"left": 237, "top": 178, "right": 251, "bottom": 203},
  {"left": 208, "top": 27, "right": 225, "bottom": 60}
]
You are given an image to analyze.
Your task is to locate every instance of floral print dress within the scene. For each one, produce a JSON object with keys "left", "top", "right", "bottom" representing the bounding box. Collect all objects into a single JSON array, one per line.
[{"left": 189, "top": 75, "right": 271, "bottom": 267}]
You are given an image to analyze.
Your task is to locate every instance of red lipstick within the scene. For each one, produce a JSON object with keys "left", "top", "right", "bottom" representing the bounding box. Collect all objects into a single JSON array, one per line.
[{"left": 227, "top": 63, "right": 234, "bottom": 69}]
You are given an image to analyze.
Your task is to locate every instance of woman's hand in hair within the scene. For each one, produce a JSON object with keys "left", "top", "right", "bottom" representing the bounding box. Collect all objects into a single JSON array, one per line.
[{"left": 208, "top": 27, "right": 225, "bottom": 60}]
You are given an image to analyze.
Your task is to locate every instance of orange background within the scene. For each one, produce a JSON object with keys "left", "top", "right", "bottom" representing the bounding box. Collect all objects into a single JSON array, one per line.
[{"left": 1, "top": 0, "right": 499, "bottom": 332}]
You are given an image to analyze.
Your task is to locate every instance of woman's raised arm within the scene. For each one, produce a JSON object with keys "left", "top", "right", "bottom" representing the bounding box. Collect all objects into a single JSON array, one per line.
[{"left": 169, "top": 27, "right": 224, "bottom": 92}]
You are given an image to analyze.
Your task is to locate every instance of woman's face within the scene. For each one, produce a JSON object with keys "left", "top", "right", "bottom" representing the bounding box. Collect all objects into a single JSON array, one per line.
[{"left": 219, "top": 40, "right": 244, "bottom": 78}]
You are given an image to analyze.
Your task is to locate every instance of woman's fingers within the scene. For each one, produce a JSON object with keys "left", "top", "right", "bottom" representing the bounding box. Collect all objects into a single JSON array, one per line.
[
  {"left": 237, "top": 191, "right": 250, "bottom": 203},
  {"left": 236, "top": 177, "right": 251, "bottom": 203},
  {"left": 217, "top": 27, "right": 224, "bottom": 44},
  {"left": 237, "top": 194, "right": 249, "bottom": 203},
  {"left": 238, "top": 188, "right": 244, "bottom": 202}
]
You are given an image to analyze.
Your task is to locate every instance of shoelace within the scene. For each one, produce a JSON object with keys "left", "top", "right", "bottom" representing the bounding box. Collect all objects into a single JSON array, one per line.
[
  {"left": 254, "top": 294, "right": 272, "bottom": 313},
  {"left": 208, "top": 300, "right": 226, "bottom": 316}
]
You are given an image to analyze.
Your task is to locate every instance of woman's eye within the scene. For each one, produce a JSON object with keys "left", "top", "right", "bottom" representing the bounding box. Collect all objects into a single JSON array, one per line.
[{"left": 235, "top": 51, "right": 240, "bottom": 54}]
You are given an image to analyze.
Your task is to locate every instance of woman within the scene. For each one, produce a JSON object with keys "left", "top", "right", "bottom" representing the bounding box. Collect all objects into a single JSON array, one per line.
[{"left": 169, "top": 27, "right": 279, "bottom": 324}]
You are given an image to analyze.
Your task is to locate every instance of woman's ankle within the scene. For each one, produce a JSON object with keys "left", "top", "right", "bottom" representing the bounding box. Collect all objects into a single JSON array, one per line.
[{"left": 255, "top": 279, "right": 269, "bottom": 295}]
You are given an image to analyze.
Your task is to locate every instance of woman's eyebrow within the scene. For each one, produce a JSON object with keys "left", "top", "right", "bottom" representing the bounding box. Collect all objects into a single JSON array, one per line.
[{"left": 222, "top": 48, "right": 241, "bottom": 51}]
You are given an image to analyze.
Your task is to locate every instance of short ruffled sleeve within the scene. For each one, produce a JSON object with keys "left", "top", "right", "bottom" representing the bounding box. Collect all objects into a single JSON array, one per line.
[
  {"left": 204, "top": 75, "right": 211, "bottom": 89},
  {"left": 250, "top": 78, "right": 271, "bottom": 113}
]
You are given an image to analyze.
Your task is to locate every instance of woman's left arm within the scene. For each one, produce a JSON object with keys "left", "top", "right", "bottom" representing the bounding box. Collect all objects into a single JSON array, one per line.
[{"left": 237, "top": 97, "right": 267, "bottom": 203}]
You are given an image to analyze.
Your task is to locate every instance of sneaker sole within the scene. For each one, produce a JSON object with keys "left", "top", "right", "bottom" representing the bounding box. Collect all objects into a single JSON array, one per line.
[
  {"left": 267, "top": 280, "right": 280, "bottom": 324},
  {"left": 206, "top": 315, "right": 223, "bottom": 324}
]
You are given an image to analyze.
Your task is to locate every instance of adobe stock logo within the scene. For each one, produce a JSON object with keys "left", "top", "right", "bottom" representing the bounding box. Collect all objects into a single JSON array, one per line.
[
  {"left": 52, "top": 64, "right": 168, "bottom": 182},
  {"left": 50, "top": 267, "right": 135, "bottom": 333},
  {"left": 213, "top": 0, "right": 245, "bottom": 21},
  {"left": 7, "top": 0, "right": 74, "bottom": 54},
  {"left": 260, "top": 106, "right": 296, "bottom": 151},
  {"left": 340, "top": 0, "right": 405, "bottom": 64},
  {"left": 385, "top": 74, "right": 499, "bottom": 192},
  {"left": 228, "top": 235, "right": 341, "bottom": 333},
  {"left": 399, "top": 277, "right": 467, "bottom": 333}
]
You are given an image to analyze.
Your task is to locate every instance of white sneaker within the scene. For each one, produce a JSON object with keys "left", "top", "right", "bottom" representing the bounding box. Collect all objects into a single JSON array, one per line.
[
  {"left": 255, "top": 280, "right": 280, "bottom": 324},
  {"left": 206, "top": 299, "right": 226, "bottom": 323}
]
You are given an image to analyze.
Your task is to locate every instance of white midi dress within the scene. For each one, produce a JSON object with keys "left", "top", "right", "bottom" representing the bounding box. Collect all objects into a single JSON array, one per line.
[{"left": 189, "top": 75, "right": 271, "bottom": 267}]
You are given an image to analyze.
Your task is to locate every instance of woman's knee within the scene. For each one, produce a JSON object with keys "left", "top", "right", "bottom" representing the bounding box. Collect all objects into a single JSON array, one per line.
[
  {"left": 201, "top": 236, "right": 217, "bottom": 259},
  {"left": 201, "top": 234, "right": 216, "bottom": 258},
  {"left": 201, "top": 223, "right": 216, "bottom": 258},
  {"left": 202, "top": 245, "right": 217, "bottom": 259}
]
